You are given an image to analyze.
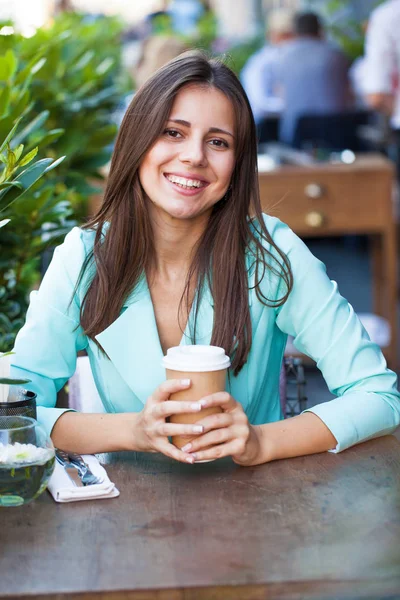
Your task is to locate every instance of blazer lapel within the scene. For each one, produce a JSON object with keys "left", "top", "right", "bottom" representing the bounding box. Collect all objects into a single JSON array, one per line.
[
  {"left": 95, "top": 275, "right": 165, "bottom": 406},
  {"left": 95, "top": 276, "right": 215, "bottom": 406}
]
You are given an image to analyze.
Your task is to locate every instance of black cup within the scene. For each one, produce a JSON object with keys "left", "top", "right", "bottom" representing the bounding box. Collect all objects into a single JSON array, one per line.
[{"left": 0, "top": 387, "right": 37, "bottom": 419}]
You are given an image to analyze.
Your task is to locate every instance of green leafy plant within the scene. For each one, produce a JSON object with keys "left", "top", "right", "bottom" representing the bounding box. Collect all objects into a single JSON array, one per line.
[
  {"left": 0, "top": 49, "right": 69, "bottom": 352},
  {"left": 0, "top": 13, "right": 129, "bottom": 352},
  {"left": 0, "top": 13, "right": 129, "bottom": 219}
]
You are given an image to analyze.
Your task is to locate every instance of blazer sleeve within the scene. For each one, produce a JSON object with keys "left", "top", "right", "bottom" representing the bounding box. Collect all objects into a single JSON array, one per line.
[
  {"left": 270, "top": 218, "right": 400, "bottom": 452},
  {"left": 11, "top": 227, "right": 89, "bottom": 438}
]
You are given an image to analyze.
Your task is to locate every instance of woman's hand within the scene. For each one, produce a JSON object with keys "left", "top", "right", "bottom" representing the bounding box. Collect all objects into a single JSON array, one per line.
[
  {"left": 135, "top": 379, "right": 205, "bottom": 463},
  {"left": 179, "top": 392, "right": 263, "bottom": 466}
]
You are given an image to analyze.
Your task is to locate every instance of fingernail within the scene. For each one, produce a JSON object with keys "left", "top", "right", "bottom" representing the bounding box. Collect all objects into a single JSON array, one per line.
[
  {"left": 199, "top": 399, "right": 207, "bottom": 407},
  {"left": 181, "top": 379, "right": 191, "bottom": 385},
  {"left": 181, "top": 443, "right": 192, "bottom": 452},
  {"left": 192, "top": 425, "right": 203, "bottom": 433},
  {"left": 186, "top": 455, "right": 194, "bottom": 464},
  {"left": 190, "top": 402, "right": 201, "bottom": 411}
]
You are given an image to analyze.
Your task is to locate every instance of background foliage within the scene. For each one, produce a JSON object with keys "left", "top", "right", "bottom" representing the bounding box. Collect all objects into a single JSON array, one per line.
[{"left": 0, "top": 13, "right": 129, "bottom": 352}]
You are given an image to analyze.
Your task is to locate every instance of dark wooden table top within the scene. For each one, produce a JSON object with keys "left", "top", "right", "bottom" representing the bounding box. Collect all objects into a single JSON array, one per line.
[{"left": 1, "top": 435, "right": 400, "bottom": 600}]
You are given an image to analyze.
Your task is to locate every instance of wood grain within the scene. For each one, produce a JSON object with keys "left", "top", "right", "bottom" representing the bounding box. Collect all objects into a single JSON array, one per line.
[{"left": 1, "top": 436, "right": 400, "bottom": 599}]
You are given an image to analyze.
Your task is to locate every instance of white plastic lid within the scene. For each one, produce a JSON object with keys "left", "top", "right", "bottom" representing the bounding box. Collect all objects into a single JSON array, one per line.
[{"left": 161, "top": 345, "right": 231, "bottom": 372}]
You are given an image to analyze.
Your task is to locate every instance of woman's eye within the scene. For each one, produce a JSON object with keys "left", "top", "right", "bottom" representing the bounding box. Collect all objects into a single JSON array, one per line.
[
  {"left": 164, "top": 129, "right": 182, "bottom": 139},
  {"left": 209, "top": 138, "right": 229, "bottom": 148}
]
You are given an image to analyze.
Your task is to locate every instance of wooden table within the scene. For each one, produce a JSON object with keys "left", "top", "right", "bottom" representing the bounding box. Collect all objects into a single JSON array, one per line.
[
  {"left": 258, "top": 155, "right": 398, "bottom": 370},
  {"left": 1, "top": 436, "right": 400, "bottom": 600}
]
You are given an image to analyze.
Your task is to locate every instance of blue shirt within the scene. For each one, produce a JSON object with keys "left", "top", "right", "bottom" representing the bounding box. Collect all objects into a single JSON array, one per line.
[
  {"left": 11, "top": 215, "right": 400, "bottom": 453},
  {"left": 276, "top": 37, "right": 351, "bottom": 144},
  {"left": 241, "top": 45, "right": 284, "bottom": 124}
]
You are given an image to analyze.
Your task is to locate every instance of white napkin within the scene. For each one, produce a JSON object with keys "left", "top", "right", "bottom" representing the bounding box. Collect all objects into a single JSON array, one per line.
[{"left": 47, "top": 454, "right": 119, "bottom": 503}]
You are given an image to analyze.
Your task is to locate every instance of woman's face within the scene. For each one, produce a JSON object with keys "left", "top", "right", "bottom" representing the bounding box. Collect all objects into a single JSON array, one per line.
[{"left": 139, "top": 84, "right": 236, "bottom": 222}]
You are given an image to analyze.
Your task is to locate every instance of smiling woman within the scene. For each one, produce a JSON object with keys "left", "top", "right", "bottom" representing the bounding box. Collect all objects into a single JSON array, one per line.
[
  {"left": 10, "top": 50, "right": 400, "bottom": 467},
  {"left": 139, "top": 85, "right": 236, "bottom": 218}
]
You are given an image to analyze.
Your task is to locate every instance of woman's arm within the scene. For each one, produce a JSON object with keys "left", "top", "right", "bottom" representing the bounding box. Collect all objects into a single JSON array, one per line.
[
  {"left": 177, "top": 392, "right": 337, "bottom": 466},
  {"left": 51, "top": 411, "right": 141, "bottom": 454},
  {"left": 252, "top": 412, "right": 337, "bottom": 465},
  {"left": 11, "top": 228, "right": 91, "bottom": 438},
  {"left": 51, "top": 379, "right": 216, "bottom": 464}
]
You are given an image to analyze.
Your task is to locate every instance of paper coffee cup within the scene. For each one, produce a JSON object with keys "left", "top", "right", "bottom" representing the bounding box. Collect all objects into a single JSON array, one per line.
[{"left": 161, "top": 345, "right": 230, "bottom": 451}]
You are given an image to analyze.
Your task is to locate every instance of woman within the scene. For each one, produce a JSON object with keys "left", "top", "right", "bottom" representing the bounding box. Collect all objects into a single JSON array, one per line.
[{"left": 11, "top": 51, "right": 400, "bottom": 466}]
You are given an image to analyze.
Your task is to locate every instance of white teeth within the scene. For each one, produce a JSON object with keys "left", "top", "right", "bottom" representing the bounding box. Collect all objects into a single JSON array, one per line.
[{"left": 166, "top": 175, "right": 203, "bottom": 188}]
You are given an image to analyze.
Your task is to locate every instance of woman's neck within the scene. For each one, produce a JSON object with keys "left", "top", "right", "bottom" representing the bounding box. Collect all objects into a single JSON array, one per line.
[{"left": 149, "top": 208, "right": 210, "bottom": 282}]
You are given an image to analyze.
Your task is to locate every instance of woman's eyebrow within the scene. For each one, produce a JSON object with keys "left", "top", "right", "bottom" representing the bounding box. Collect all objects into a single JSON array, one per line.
[{"left": 168, "top": 118, "right": 234, "bottom": 138}]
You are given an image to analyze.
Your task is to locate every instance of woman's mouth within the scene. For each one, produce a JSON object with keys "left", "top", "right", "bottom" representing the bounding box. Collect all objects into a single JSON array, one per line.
[{"left": 164, "top": 173, "right": 209, "bottom": 193}]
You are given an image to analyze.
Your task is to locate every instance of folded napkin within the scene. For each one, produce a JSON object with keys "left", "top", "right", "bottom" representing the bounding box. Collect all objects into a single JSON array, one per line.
[{"left": 47, "top": 454, "right": 119, "bottom": 503}]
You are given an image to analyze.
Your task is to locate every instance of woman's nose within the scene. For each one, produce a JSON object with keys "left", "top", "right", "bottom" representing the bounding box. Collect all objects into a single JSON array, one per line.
[{"left": 179, "top": 139, "right": 207, "bottom": 167}]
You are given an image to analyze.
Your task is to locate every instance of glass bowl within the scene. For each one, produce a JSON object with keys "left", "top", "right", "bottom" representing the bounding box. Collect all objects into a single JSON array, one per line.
[{"left": 0, "top": 416, "right": 55, "bottom": 507}]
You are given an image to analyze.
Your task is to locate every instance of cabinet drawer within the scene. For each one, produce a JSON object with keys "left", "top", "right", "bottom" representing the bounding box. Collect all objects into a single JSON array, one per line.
[{"left": 259, "top": 168, "right": 392, "bottom": 235}]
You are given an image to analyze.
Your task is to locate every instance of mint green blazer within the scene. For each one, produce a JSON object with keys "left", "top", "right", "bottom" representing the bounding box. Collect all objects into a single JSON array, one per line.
[{"left": 11, "top": 215, "right": 400, "bottom": 453}]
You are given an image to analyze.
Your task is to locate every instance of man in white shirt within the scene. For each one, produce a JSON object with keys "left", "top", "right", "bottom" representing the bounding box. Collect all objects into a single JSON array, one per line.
[
  {"left": 363, "top": 0, "right": 400, "bottom": 172},
  {"left": 240, "top": 8, "right": 295, "bottom": 126}
]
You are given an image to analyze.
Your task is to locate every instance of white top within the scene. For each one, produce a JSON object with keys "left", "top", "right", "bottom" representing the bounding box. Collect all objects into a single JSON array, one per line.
[{"left": 363, "top": 0, "right": 400, "bottom": 129}]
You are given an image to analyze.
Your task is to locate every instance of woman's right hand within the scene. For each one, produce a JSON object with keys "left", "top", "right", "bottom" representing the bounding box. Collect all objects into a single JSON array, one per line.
[{"left": 134, "top": 379, "right": 204, "bottom": 463}]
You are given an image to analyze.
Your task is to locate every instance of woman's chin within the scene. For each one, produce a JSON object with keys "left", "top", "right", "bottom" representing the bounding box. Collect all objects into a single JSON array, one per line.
[{"left": 156, "top": 200, "right": 207, "bottom": 221}]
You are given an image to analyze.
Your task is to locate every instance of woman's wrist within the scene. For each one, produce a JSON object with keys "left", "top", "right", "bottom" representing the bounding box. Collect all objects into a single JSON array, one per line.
[
  {"left": 122, "top": 411, "right": 150, "bottom": 452},
  {"left": 233, "top": 424, "right": 269, "bottom": 466}
]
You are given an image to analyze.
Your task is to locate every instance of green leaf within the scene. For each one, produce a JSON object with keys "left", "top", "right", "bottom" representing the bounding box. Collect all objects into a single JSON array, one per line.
[
  {"left": 10, "top": 92, "right": 32, "bottom": 123},
  {"left": 14, "top": 144, "right": 24, "bottom": 162},
  {"left": 44, "top": 155, "right": 66, "bottom": 172},
  {"left": 0, "top": 378, "right": 31, "bottom": 385},
  {"left": 15, "top": 56, "right": 46, "bottom": 86},
  {"left": 26, "top": 128, "right": 64, "bottom": 151},
  {"left": 0, "top": 182, "right": 22, "bottom": 192},
  {"left": 18, "top": 146, "right": 38, "bottom": 168},
  {"left": 96, "top": 57, "right": 114, "bottom": 76},
  {"left": 0, "top": 117, "right": 22, "bottom": 155},
  {"left": 5, "top": 50, "right": 18, "bottom": 79},
  {"left": 11, "top": 111, "right": 50, "bottom": 148},
  {"left": 0, "top": 86, "right": 11, "bottom": 116},
  {"left": 0, "top": 218, "right": 10, "bottom": 228},
  {"left": 74, "top": 50, "right": 95, "bottom": 70},
  {"left": 0, "top": 158, "right": 54, "bottom": 211},
  {"left": 0, "top": 56, "right": 12, "bottom": 81}
]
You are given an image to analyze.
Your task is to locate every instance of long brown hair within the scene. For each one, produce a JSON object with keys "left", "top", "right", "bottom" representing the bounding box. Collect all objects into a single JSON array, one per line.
[{"left": 78, "top": 50, "right": 293, "bottom": 375}]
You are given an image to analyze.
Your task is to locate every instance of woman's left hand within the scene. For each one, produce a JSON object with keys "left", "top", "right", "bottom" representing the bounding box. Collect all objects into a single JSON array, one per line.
[{"left": 180, "top": 392, "right": 262, "bottom": 466}]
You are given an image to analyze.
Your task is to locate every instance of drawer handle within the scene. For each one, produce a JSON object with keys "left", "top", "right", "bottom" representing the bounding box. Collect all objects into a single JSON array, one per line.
[
  {"left": 305, "top": 211, "right": 325, "bottom": 228},
  {"left": 305, "top": 183, "right": 324, "bottom": 199}
]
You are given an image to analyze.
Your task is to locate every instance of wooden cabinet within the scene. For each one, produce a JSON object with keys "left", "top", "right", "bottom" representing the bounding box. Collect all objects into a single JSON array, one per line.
[{"left": 258, "top": 155, "right": 398, "bottom": 369}]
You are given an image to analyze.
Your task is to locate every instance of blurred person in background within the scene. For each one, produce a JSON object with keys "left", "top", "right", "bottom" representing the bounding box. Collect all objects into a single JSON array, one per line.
[
  {"left": 135, "top": 35, "right": 189, "bottom": 89},
  {"left": 362, "top": 0, "right": 400, "bottom": 174},
  {"left": 240, "top": 8, "right": 295, "bottom": 126},
  {"left": 113, "top": 35, "right": 189, "bottom": 128},
  {"left": 276, "top": 11, "right": 352, "bottom": 146}
]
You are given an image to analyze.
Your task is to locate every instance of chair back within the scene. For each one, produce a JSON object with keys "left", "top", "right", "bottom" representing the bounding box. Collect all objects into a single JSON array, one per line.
[{"left": 293, "top": 110, "right": 373, "bottom": 152}]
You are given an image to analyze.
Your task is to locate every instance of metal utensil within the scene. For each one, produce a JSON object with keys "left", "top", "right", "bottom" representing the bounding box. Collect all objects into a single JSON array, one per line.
[
  {"left": 55, "top": 451, "right": 84, "bottom": 487},
  {"left": 66, "top": 451, "right": 103, "bottom": 486}
]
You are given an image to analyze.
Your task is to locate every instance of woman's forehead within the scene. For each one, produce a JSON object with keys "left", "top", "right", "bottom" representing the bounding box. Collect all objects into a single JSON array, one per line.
[{"left": 168, "top": 84, "right": 236, "bottom": 132}]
